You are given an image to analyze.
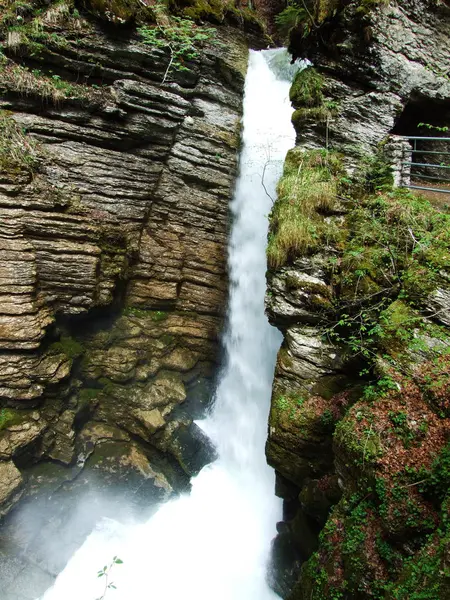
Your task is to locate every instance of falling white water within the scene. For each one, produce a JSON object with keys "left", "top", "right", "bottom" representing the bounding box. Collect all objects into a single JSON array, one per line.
[{"left": 40, "top": 49, "right": 296, "bottom": 600}]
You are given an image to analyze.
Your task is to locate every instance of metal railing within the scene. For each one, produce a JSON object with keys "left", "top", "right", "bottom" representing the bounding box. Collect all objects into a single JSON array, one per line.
[{"left": 399, "top": 136, "right": 450, "bottom": 195}]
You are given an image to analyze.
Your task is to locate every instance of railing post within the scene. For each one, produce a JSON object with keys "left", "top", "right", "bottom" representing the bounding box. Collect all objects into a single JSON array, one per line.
[{"left": 386, "top": 135, "right": 412, "bottom": 188}]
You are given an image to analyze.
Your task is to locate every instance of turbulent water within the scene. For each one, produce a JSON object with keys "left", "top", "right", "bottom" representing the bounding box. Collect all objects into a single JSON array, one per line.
[{"left": 40, "top": 48, "right": 296, "bottom": 600}]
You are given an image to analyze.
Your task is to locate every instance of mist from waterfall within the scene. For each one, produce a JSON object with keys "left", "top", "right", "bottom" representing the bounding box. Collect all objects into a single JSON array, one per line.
[{"left": 39, "top": 48, "right": 296, "bottom": 600}]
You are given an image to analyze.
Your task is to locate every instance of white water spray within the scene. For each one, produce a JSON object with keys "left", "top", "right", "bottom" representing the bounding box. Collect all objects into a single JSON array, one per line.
[{"left": 40, "top": 49, "right": 296, "bottom": 600}]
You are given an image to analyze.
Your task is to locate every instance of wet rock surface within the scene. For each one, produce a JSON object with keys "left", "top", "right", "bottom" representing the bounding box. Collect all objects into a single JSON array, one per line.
[
  {"left": 0, "top": 11, "right": 251, "bottom": 588},
  {"left": 266, "top": 1, "right": 450, "bottom": 598}
]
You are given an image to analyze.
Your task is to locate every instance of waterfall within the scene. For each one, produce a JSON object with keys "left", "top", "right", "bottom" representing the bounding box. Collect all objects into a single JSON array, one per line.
[{"left": 39, "top": 48, "right": 296, "bottom": 600}]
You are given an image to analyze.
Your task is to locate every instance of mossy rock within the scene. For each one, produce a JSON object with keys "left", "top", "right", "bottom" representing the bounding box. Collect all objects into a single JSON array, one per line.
[
  {"left": 0, "top": 408, "right": 28, "bottom": 431},
  {"left": 80, "top": 0, "right": 152, "bottom": 23},
  {"left": 122, "top": 306, "right": 168, "bottom": 321},
  {"left": 292, "top": 106, "right": 331, "bottom": 128},
  {"left": 48, "top": 335, "right": 84, "bottom": 360},
  {"left": 295, "top": 497, "right": 392, "bottom": 599},
  {"left": 0, "top": 109, "right": 41, "bottom": 175},
  {"left": 179, "top": 0, "right": 224, "bottom": 21},
  {"left": 374, "top": 475, "right": 438, "bottom": 541},
  {"left": 290, "top": 67, "right": 324, "bottom": 109},
  {"left": 385, "top": 495, "right": 450, "bottom": 599},
  {"left": 334, "top": 404, "right": 382, "bottom": 484},
  {"left": 270, "top": 390, "right": 338, "bottom": 443},
  {"left": 267, "top": 388, "right": 342, "bottom": 486},
  {"left": 415, "top": 353, "right": 450, "bottom": 418},
  {"left": 174, "top": 0, "right": 262, "bottom": 29},
  {"left": 377, "top": 300, "right": 421, "bottom": 354},
  {"left": 299, "top": 474, "right": 342, "bottom": 525}
]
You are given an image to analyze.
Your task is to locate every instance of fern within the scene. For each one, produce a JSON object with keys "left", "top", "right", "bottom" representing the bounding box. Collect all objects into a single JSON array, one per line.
[{"left": 274, "top": 3, "right": 307, "bottom": 42}]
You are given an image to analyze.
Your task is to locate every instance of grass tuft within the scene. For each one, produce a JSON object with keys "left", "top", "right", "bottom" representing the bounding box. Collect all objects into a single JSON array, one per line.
[
  {"left": 267, "top": 148, "right": 344, "bottom": 268},
  {"left": 0, "top": 109, "right": 40, "bottom": 174},
  {"left": 0, "top": 57, "right": 110, "bottom": 105}
]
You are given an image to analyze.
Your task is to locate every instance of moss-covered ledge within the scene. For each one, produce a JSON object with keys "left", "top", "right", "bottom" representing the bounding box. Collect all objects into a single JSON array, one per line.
[{"left": 266, "top": 131, "right": 450, "bottom": 598}]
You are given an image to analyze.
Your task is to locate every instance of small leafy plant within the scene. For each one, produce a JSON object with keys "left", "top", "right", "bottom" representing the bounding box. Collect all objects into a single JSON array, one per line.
[
  {"left": 138, "top": 17, "right": 216, "bottom": 82},
  {"left": 418, "top": 122, "right": 449, "bottom": 133},
  {"left": 95, "top": 556, "right": 123, "bottom": 600}
]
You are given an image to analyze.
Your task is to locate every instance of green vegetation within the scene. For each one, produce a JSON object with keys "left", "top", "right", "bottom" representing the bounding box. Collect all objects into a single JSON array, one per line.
[
  {"left": 267, "top": 148, "right": 344, "bottom": 267},
  {"left": 289, "top": 66, "right": 340, "bottom": 131},
  {"left": 0, "top": 2, "right": 112, "bottom": 109},
  {"left": 49, "top": 335, "right": 84, "bottom": 359},
  {"left": 277, "top": 60, "right": 450, "bottom": 598},
  {"left": 355, "top": 0, "right": 390, "bottom": 15},
  {"left": 0, "top": 109, "right": 40, "bottom": 173},
  {"left": 334, "top": 405, "right": 382, "bottom": 468},
  {"left": 0, "top": 408, "right": 24, "bottom": 430},
  {"left": 0, "top": 0, "right": 87, "bottom": 54},
  {"left": 299, "top": 481, "right": 448, "bottom": 598},
  {"left": 78, "top": 387, "right": 101, "bottom": 404},
  {"left": 96, "top": 556, "right": 123, "bottom": 600},
  {"left": 275, "top": 0, "right": 390, "bottom": 43},
  {"left": 290, "top": 66, "right": 324, "bottom": 108},
  {"left": 0, "top": 58, "right": 103, "bottom": 104},
  {"left": 123, "top": 307, "right": 168, "bottom": 321},
  {"left": 81, "top": 0, "right": 151, "bottom": 24},
  {"left": 384, "top": 509, "right": 450, "bottom": 599},
  {"left": 138, "top": 16, "right": 216, "bottom": 81},
  {"left": 79, "top": 0, "right": 260, "bottom": 28},
  {"left": 267, "top": 69, "right": 342, "bottom": 274}
]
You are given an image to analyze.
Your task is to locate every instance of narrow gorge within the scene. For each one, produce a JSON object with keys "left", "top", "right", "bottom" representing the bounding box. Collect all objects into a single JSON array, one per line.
[{"left": 0, "top": 0, "right": 449, "bottom": 599}]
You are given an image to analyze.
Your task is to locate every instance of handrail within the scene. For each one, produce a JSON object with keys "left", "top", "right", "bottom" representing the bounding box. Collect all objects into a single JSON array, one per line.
[
  {"left": 398, "top": 136, "right": 450, "bottom": 142},
  {"left": 408, "top": 185, "right": 450, "bottom": 195},
  {"left": 402, "top": 162, "right": 450, "bottom": 170},
  {"left": 397, "top": 135, "right": 450, "bottom": 195}
]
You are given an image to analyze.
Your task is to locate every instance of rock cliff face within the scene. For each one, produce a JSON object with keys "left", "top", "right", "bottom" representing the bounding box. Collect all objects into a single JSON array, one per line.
[
  {"left": 288, "top": 0, "right": 450, "bottom": 163},
  {"left": 266, "top": 1, "right": 450, "bottom": 598},
  {"left": 0, "top": 2, "right": 263, "bottom": 595},
  {"left": 0, "top": 0, "right": 254, "bottom": 522}
]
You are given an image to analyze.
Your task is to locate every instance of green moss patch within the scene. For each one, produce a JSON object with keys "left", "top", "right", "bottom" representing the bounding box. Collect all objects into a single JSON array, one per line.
[
  {"left": 290, "top": 66, "right": 324, "bottom": 108},
  {"left": 123, "top": 307, "right": 168, "bottom": 321},
  {"left": 49, "top": 335, "right": 84, "bottom": 360},
  {"left": 267, "top": 148, "right": 344, "bottom": 268},
  {"left": 0, "top": 408, "right": 27, "bottom": 430}
]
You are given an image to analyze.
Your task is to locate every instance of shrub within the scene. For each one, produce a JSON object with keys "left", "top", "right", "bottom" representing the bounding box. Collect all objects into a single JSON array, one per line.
[{"left": 138, "top": 16, "right": 216, "bottom": 81}]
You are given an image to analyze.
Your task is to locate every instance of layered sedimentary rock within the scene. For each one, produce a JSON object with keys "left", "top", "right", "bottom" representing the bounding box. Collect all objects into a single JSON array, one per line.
[
  {"left": 266, "top": 1, "right": 450, "bottom": 598},
  {"left": 289, "top": 0, "right": 450, "bottom": 163},
  {"left": 0, "top": 3, "right": 258, "bottom": 595},
  {"left": 0, "top": 2, "right": 251, "bottom": 522}
]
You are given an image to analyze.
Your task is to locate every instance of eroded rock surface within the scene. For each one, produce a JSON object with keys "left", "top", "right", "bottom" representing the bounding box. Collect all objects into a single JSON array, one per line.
[
  {"left": 266, "top": 1, "right": 450, "bottom": 598},
  {"left": 0, "top": 5, "right": 250, "bottom": 523},
  {"left": 289, "top": 0, "right": 450, "bottom": 165}
]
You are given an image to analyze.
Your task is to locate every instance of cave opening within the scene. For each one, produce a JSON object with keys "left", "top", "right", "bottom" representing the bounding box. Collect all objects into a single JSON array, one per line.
[
  {"left": 392, "top": 95, "right": 449, "bottom": 137},
  {"left": 391, "top": 94, "right": 450, "bottom": 194}
]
